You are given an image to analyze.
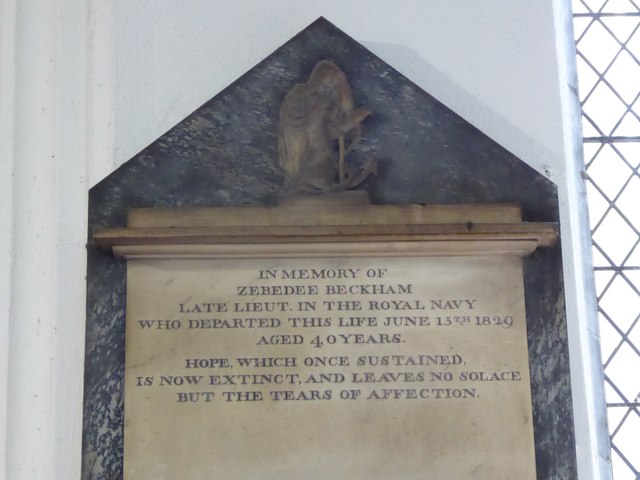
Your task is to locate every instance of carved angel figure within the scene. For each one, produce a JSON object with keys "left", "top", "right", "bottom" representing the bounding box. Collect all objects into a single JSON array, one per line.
[{"left": 278, "top": 60, "right": 375, "bottom": 193}]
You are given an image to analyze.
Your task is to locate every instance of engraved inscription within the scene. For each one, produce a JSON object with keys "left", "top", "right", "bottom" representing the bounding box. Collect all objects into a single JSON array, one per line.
[{"left": 124, "top": 256, "right": 536, "bottom": 479}]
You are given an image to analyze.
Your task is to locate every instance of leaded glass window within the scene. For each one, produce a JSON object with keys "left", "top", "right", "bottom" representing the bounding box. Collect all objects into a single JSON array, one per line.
[{"left": 574, "top": 1, "right": 640, "bottom": 477}]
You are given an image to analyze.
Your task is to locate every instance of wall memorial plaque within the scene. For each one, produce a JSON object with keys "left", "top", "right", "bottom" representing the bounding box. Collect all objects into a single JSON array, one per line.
[{"left": 83, "top": 18, "right": 577, "bottom": 480}]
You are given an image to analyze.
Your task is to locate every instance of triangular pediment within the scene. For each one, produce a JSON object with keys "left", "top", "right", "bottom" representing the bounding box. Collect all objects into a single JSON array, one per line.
[{"left": 91, "top": 17, "right": 556, "bottom": 224}]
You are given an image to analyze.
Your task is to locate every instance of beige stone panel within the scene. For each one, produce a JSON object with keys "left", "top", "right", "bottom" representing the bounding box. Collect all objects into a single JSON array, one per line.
[{"left": 124, "top": 256, "right": 535, "bottom": 479}]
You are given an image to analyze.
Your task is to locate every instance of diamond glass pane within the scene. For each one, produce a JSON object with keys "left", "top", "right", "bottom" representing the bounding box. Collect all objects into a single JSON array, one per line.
[
  {"left": 583, "top": 82, "right": 628, "bottom": 134},
  {"left": 605, "top": 50, "right": 640, "bottom": 104},
  {"left": 578, "top": 21, "right": 623, "bottom": 73},
  {"left": 592, "top": 209, "right": 638, "bottom": 264},
  {"left": 575, "top": 4, "right": 640, "bottom": 478},
  {"left": 599, "top": 273, "right": 640, "bottom": 333},
  {"left": 586, "top": 143, "right": 632, "bottom": 199}
]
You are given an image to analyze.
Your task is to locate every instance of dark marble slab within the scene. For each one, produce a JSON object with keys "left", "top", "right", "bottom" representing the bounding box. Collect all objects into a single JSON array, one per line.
[{"left": 82, "top": 18, "right": 576, "bottom": 479}]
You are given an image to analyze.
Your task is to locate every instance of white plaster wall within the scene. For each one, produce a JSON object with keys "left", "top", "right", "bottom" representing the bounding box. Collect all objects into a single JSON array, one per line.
[{"left": 0, "top": 0, "right": 609, "bottom": 478}]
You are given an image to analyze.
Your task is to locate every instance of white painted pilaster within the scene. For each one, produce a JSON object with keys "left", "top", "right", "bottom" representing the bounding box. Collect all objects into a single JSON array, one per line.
[
  {"left": 7, "top": 0, "right": 59, "bottom": 476},
  {"left": 2, "top": 0, "right": 98, "bottom": 478},
  {"left": 0, "top": 0, "right": 17, "bottom": 477}
]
